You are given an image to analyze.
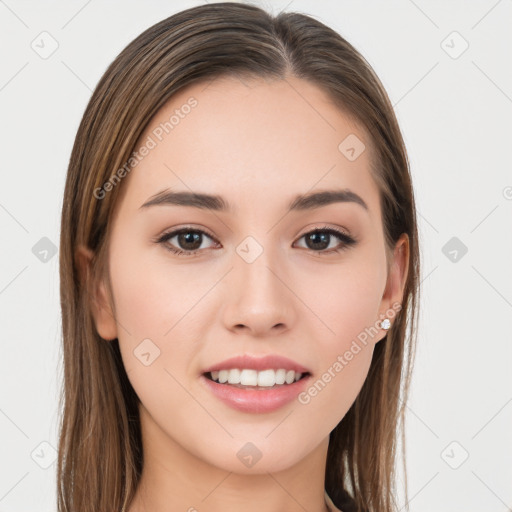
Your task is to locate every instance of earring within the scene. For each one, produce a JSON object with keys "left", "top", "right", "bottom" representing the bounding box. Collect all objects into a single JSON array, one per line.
[{"left": 379, "top": 318, "right": 391, "bottom": 330}]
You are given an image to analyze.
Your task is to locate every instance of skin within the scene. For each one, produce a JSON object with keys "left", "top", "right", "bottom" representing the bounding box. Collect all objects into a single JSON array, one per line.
[{"left": 77, "top": 75, "right": 409, "bottom": 512}]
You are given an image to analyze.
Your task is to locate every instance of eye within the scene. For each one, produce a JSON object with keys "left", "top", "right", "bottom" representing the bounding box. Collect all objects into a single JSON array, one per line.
[
  {"left": 155, "top": 225, "right": 357, "bottom": 257},
  {"left": 294, "top": 226, "right": 357, "bottom": 254},
  {"left": 155, "top": 227, "right": 219, "bottom": 256}
]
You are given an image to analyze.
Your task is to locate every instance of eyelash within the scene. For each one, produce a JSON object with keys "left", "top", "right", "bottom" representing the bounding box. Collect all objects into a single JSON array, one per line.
[{"left": 154, "top": 225, "right": 357, "bottom": 257}]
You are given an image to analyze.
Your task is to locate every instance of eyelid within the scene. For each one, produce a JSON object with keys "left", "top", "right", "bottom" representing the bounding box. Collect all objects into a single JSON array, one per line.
[
  {"left": 153, "top": 225, "right": 220, "bottom": 250},
  {"left": 296, "top": 223, "right": 352, "bottom": 239},
  {"left": 155, "top": 223, "right": 357, "bottom": 256},
  {"left": 156, "top": 223, "right": 353, "bottom": 241},
  {"left": 294, "top": 225, "right": 356, "bottom": 249},
  {"left": 155, "top": 224, "right": 217, "bottom": 241}
]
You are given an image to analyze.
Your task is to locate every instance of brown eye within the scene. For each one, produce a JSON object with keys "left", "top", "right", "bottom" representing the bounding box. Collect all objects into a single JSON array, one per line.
[
  {"left": 175, "top": 231, "right": 203, "bottom": 251},
  {"left": 295, "top": 227, "right": 356, "bottom": 254},
  {"left": 156, "top": 225, "right": 357, "bottom": 257},
  {"left": 157, "top": 228, "right": 218, "bottom": 256}
]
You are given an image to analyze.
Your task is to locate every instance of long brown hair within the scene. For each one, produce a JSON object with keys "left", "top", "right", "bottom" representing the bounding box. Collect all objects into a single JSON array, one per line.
[{"left": 58, "top": 3, "right": 420, "bottom": 511}]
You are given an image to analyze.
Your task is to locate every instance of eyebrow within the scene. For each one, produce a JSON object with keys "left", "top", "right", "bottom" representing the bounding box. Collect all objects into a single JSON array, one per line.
[{"left": 139, "top": 188, "right": 369, "bottom": 213}]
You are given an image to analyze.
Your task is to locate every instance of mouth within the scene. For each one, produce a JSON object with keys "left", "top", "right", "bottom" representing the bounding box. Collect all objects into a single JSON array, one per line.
[
  {"left": 199, "top": 354, "right": 313, "bottom": 412},
  {"left": 200, "top": 368, "right": 312, "bottom": 413},
  {"left": 203, "top": 369, "right": 311, "bottom": 390}
]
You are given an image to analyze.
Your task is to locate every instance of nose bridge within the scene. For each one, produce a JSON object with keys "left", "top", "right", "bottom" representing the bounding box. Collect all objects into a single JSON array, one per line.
[{"left": 223, "top": 234, "right": 295, "bottom": 334}]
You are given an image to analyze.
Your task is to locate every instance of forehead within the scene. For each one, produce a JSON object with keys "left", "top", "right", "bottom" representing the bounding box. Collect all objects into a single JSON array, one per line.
[{"left": 116, "top": 74, "right": 380, "bottom": 218}]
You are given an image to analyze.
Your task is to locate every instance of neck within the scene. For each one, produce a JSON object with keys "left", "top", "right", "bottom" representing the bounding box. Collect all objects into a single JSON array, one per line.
[{"left": 126, "top": 404, "right": 331, "bottom": 512}]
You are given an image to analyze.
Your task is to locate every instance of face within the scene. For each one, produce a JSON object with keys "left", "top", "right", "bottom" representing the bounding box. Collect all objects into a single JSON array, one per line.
[{"left": 82, "top": 75, "right": 408, "bottom": 475}]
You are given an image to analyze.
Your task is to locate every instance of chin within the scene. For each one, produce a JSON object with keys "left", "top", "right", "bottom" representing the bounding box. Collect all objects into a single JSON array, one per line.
[{"left": 199, "top": 438, "right": 311, "bottom": 475}]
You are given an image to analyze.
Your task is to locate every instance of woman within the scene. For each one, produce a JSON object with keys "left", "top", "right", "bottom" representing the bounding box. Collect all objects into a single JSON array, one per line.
[{"left": 58, "top": 3, "right": 420, "bottom": 511}]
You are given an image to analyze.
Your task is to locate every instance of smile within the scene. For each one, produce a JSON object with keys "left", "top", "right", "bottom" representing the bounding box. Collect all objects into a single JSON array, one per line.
[
  {"left": 200, "top": 371, "right": 311, "bottom": 413},
  {"left": 206, "top": 368, "right": 306, "bottom": 388}
]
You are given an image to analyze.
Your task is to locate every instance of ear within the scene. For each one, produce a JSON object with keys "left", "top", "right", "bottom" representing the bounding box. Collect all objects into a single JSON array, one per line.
[
  {"left": 75, "top": 244, "right": 118, "bottom": 341},
  {"left": 376, "top": 233, "right": 410, "bottom": 340}
]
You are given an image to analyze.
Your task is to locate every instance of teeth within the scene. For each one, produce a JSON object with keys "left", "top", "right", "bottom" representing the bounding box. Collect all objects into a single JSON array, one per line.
[
  {"left": 275, "top": 369, "right": 286, "bottom": 385},
  {"left": 228, "top": 368, "right": 241, "bottom": 384},
  {"left": 208, "top": 368, "right": 305, "bottom": 387},
  {"left": 257, "top": 369, "right": 275, "bottom": 387}
]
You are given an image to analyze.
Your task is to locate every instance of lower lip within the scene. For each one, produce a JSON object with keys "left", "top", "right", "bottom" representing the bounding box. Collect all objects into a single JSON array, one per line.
[{"left": 200, "top": 374, "right": 311, "bottom": 414}]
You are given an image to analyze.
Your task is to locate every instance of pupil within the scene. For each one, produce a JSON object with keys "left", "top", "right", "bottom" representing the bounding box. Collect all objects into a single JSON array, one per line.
[
  {"left": 307, "top": 232, "right": 329, "bottom": 250},
  {"left": 179, "top": 232, "right": 201, "bottom": 250}
]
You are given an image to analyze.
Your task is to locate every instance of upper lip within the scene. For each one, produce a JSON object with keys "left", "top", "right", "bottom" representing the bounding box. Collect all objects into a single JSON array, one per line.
[{"left": 202, "top": 354, "right": 311, "bottom": 374}]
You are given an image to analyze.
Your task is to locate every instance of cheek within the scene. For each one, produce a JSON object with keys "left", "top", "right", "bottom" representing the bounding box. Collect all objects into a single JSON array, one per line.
[
  {"left": 108, "top": 239, "right": 215, "bottom": 398},
  {"left": 292, "top": 252, "right": 384, "bottom": 415},
  {"left": 296, "top": 251, "right": 385, "bottom": 350},
  {"left": 109, "top": 243, "right": 209, "bottom": 343},
  {"left": 109, "top": 249, "right": 208, "bottom": 418}
]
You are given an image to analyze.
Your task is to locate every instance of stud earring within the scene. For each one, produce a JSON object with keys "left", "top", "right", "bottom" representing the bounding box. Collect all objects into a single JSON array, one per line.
[{"left": 379, "top": 318, "right": 391, "bottom": 330}]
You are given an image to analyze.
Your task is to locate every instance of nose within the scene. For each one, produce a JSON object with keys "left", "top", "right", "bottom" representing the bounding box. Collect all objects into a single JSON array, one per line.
[{"left": 221, "top": 243, "right": 296, "bottom": 337}]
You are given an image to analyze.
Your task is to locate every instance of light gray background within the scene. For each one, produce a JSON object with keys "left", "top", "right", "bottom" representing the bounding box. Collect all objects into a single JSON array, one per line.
[{"left": 1, "top": 1, "right": 511, "bottom": 511}]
